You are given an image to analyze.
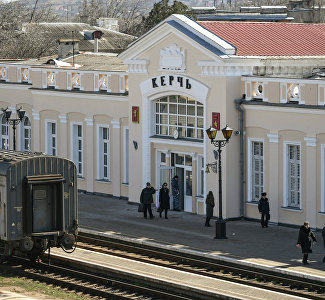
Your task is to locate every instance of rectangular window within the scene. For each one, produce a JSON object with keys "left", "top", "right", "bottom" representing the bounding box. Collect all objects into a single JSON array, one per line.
[
  {"left": 98, "top": 126, "right": 109, "bottom": 180},
  {"left": 286, "top": 144, "right": 301, "bottom": 208},
  {"left": 123, "top": 127, "right": 129, "bottom": 184},
  {"left": 46, "top": 121, "right": 57, "bottom": 156},
  {"left": 72, "top": 124, "right": 83, "bottom": 177},
  {"left": 251, "top": 141, "right": 264, "bottom": 202}
]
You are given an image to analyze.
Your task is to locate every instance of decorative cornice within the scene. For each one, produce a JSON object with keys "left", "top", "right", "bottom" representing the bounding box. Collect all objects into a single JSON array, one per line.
[
  {"left": 84, "top": 118, "right": 94, "bottom": 126},
  {"left": 111, "top": 120, "right": 121, "bottom": 128},
  {"left": 267, "top": 133, "right": 279, "bottom": 143},
  {"left": 304, "top": 137, "right": 317, "bottom": 147},
  {"left": 125, "top": 59, "right": 148, "bottom": 74},
  {"left": 59, "top": 115, "right": 67, "bottom": 123},
  {"left": 198, "top": 62, "right": 253, "bottom": 76},
  {"left": 32, "top": 111, "right": 40, "bottom": 121}
]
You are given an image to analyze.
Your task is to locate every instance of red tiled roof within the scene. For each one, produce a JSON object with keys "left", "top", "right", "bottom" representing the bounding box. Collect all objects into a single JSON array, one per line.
[{"left": 198, "top": 22, "right": 325, "bottom": 56}]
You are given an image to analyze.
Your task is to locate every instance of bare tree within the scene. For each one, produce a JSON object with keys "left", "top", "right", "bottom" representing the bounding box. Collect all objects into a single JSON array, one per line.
[
  {"left": 76, "top": 0, "right": 150, "bottom": 35},
  {"left": 0, "top": 0, "right": 59, "bottom": 59}
]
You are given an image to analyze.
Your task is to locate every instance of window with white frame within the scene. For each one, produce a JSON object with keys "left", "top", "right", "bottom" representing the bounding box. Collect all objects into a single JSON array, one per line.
[
  {"left": 72, "top": 124, "right": 83, "bottom": 177},
  {"left": 286, "top": 144, "right": 301, "bottom": 208},
  {"left": 98, "top": 126, "right": 110, "bottom": 181},
  {"left": 251, "top": 141, "right": 264, "bottom": 202},
  {"left": 123, "top": 127, "right": 129, "bottom": 184},
  {"left": 197, "top": 155, "right": 205, "bottom": 197},
  {"left": 21, "top": 116, "right": 31, "bottom": 151},
  {"left": 0, "top": 115, "right": 9, "bottom": 149},
  {"left": 46, "top": 121, "right": 57, "bottom": 155},
  {"left": 155, "top": 95, "right": 204, "bottom": 140}
]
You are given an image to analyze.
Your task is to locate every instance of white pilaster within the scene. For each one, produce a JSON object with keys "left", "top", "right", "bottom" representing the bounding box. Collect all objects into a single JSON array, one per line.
[
  {"left": 32, "top": 111, "right": 40, "bottom": 152},
  {"left": 267, "top": 133, "right": 279, "bottom": 223},
  {"left": 111, "top": 120, "right": 121, "bottom": 197},
  {"left": 304, "top": 137, "right": 317, "bottom": 228},
  {"left": 59, "top": 114, "right": 68, "bottom": 158},
  {"left": 85, "top": 117, "right": 94, "bottom": 193}
]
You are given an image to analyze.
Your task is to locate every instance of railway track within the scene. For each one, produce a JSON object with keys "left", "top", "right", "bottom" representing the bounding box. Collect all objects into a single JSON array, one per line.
[
  {"left": 1, "top": 255, "right": 192, "bottom": 300},
  {"left": 76, "top": 230, "right": 325, "bottom": 300}
]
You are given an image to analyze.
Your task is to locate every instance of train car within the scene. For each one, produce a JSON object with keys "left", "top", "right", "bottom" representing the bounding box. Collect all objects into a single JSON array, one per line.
[{"left": 0, "top": 150, "right": 78, "bottom": 261}]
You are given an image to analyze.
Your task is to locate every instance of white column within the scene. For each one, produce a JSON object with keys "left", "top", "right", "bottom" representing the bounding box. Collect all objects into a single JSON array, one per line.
[
  {"left": 111, "top": 120, "right": 121, "bottom": 198},
  {"left": 59, "top": 114, "right": 67, "bottom": 158},
  {"left": 267, "top": 133, "right": 279, "bottom": 224},
  {"left": 85, "top": 117, "right": 94, "bottom": 193},
  {"left": 32, "top": 111, "right": 40, "bottom": 152},
  {"left": 304, "top": 137, "right": 317, "bottom": 228}
]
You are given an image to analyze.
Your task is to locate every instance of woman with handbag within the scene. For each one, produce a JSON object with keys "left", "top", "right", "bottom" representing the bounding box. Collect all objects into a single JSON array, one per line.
[{"left": 159, "top": 182, "right": 170, "bottom": 219}]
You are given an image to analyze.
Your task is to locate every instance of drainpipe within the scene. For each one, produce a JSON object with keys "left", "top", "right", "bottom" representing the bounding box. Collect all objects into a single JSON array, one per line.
[{"left": 235, "top": 98, "right": 245, "bottom": 218}]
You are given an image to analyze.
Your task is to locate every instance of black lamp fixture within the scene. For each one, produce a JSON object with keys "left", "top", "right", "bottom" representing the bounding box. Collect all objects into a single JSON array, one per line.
[
  {"left": 205, "top": 124, "right": 233, "bottom": 239},
  {"left": 1, "top": 107, "right": 26, "bottom": 151}
]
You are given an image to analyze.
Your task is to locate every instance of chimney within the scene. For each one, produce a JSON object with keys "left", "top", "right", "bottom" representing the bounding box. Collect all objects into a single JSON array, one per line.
[{"left": 58, "top": 39, "right": 80, "bottom": 59}]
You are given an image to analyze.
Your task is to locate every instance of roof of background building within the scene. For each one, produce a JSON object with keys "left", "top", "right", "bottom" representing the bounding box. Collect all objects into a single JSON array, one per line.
[
  {"left": 3, "top": 52, "right": 127, "bottom": 72},
  {"left": 23, "top": 22, "right": 136, "bottom": 53},
  {"left": 198, "top": 22, "right": 325, "bottom": 56}
]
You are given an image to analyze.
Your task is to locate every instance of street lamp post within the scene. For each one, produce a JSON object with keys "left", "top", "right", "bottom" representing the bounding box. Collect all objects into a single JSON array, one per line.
[
  {"left": 206, "top": 125, "right": 233, "bottom": 239},
  {"left": 1, "top": 107, "right": 25, "bottom": 151}
]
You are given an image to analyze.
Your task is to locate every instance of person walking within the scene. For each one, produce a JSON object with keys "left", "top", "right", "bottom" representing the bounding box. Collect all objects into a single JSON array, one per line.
[
  {"left": 140, "top": 182, "right": 156, "bottom": 219},
  {"left": 159, "top": 182, "right": 170, "bottom": 219},
  {"left": 296, "top": 221, "right": 317, "bottom": 265},
  {"left": 205, "top": 191, "right": 215, "bottom": 227},
  {"left": 171, "top": 175, "right": 180, "bottom": 211},
  {"left": 258, "top": 192, "right": 270, "bottom": 228},
  {"left": 322, "top": 226, "right": 325, "bottom": 263}
]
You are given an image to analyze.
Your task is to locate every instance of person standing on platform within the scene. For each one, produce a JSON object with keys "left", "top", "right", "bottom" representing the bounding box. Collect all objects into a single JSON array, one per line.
[
  {"left": 258, "top": 192, "right": 270, "bottom": 228},
  {"left": 296, "top": 221, "right": 317, "bottom": 265},
  {"left": 159, "top": 182, "right": 170, "bottom": 219},
  {"left": 171, "top": 175, "right": 180, "bottom": 211},
  {"left": 322, "top": 224, "right": 325, "bottom": 263},
  {"left": 140, "top": 182, "right": 156, "bottom": 219},
  {"left": 205, "top": 191, "right": 215, "bottom": 227}
]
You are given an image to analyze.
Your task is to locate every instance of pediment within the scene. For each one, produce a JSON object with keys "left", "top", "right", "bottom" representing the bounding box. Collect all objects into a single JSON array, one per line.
[{"left": 119, "top": 14, "right": 236, "bottom": 67}]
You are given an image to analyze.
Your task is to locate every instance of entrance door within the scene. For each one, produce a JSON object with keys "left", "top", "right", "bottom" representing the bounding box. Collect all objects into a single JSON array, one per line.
[
  {"left": 157, "top": 166, "right": 175, "bottom": 208},
  {"left": 172, "top": 153, "right": 193, "bottom": 213}
]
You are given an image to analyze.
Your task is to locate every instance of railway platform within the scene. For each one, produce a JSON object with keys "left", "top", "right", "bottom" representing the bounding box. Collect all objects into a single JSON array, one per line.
[{"left": 78, "top": 192, "right": 325, "bottom": 280}]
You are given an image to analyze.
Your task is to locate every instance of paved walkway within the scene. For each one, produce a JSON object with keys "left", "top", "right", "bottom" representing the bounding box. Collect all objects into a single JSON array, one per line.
[{"left": 78, "top": 193, "right": 325, "bottom": 278}]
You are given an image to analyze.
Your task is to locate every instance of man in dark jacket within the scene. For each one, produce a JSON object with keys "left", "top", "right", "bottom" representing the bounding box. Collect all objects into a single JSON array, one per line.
[
  {"left": 258, "top": 192, "right": 270, "bottom": 228},
  {"left": 159, "top": 183, "right": 170, "bottom": 219},
  {"left": 296, "top": 221, "right": 317, "bottom": 265},
  {"left": 140, "top": 182, "right": 156, "bottom": 219}
]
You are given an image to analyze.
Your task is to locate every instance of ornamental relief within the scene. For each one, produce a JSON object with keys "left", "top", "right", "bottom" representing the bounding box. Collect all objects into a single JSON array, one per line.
[{"left": 160, "top": 44, "right": 185, "bottom": 72}]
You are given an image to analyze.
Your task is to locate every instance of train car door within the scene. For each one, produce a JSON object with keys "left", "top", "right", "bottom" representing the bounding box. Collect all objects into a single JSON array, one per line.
[{"left": 32, "top": 184, "right": 54, "bottom": 232}]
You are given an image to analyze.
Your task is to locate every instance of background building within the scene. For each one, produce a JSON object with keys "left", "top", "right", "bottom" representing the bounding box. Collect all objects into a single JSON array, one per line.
[{"left": 1, "top": 15, "right": 325, "bottom": 229}]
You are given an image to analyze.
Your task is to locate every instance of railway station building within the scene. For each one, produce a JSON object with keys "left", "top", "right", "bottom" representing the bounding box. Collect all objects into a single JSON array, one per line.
[{"left": 1, "top": 15, "right": 325, "bottom": 229}]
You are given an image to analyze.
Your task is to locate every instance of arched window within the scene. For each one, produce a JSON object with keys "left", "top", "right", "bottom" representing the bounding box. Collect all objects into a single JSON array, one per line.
[
  {"left": 21, "top": 116, "right": 32, "bottom": 151},
  {"left": 155, "top": 95, "right": 204, "bottom": 140},
  {"left": 0, "top": 114, "right": 9, "bottom": 149}
]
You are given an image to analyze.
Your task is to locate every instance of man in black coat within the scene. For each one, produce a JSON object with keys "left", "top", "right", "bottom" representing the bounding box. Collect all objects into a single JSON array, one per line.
[
  {"left": 159, "top": 182, "right": 170, "bottom": 219},
  {"left": 140, "top": 182, "right": 156, "bottom": 219},
  {"left": 296, "top": 221, "right": 317, "bottom": 265},
  {"left": 258, "top": 192, "right": 270, "bottom": 228}
]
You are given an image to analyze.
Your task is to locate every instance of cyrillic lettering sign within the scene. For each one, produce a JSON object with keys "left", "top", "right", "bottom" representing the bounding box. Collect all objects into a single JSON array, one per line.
[{"left": 151, "top": 75, "right": 191, "bottom": 90}]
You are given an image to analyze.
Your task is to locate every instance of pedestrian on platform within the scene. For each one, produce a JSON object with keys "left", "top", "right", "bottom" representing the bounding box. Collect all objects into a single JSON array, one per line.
[
  {"left": 140, "top": 182, "right": 156, "bottom": 219},
  {"left": 258, "top": 192, "right": 270, "bottom": 228},
  {"left": 159, "top": 182, "right": 170, "bottom": 219},
  {"left": 205, "top": 191, "right": 215, "bottom": 227},
  {"left": 171, "top": 175, "right": 180, "bottom": 211},
  {"left": 322, "top": 226, "right": 325, "bottom": 263},
  {"left": 296, "top": 221, "right": 317, "bottom": 265}
]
